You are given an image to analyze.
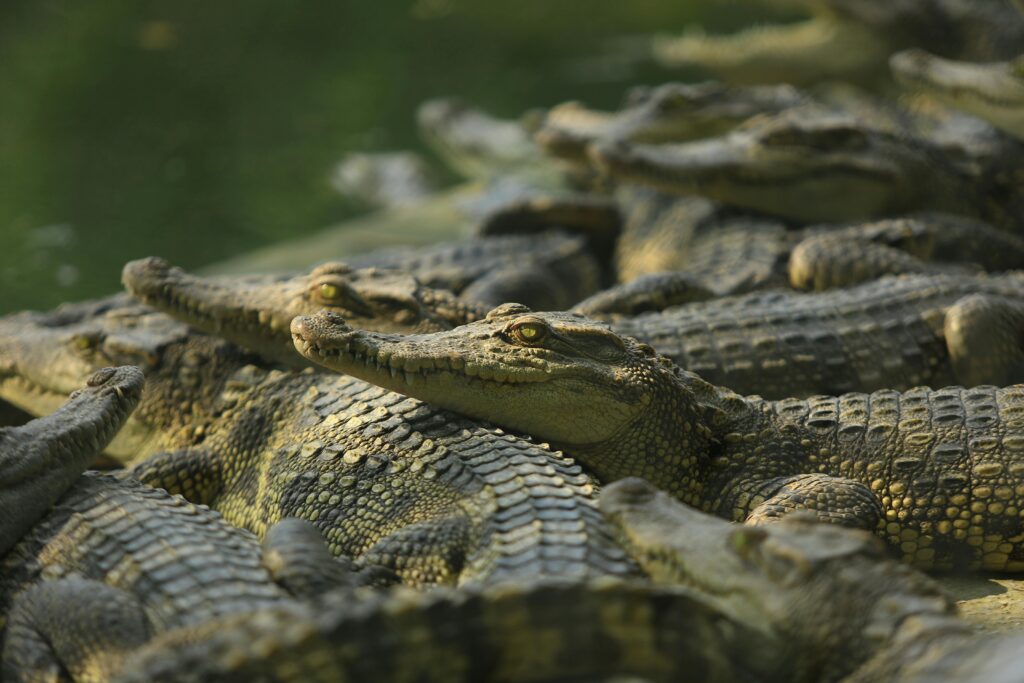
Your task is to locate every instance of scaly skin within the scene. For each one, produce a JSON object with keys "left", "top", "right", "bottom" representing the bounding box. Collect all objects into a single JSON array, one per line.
[
  {"left": 294, "top": 305, "right": 1024, "bottom": 571},
  {"left": 0, "top": 367, "right": 375, "bottom": 681},
  {"left": 535, "top": 81, "right": 807, "bottom": 165},
  {"left": 892, "top": 49, "right": 1024, "bottom": 141},
  {"left": 608, "top": 185, "right": 1021, "bottom": 292},
  {"left": 0, "top": 366, "right": 144, "bottom": 555},
  {"left": 0, "top": 296, "right": 636, "bottom": 585},
  {"left": 114, "top": 579, "right": 783, "bottom": 683},
  {"left": 122, "top": 257, "right": 487, "bottom": 367},
  {"left": 588, "top": 108, "right": 1024, "bottom": 226},
  {"left": 0, "top": 296, "right": 266, "bottom": 463},
  {"left": 583, "top": 273, "right": 1024, "bottom": 397},
  {"left": 601, "top": 478, "right": 991, "bottom": 683},
  {"left": 653, "top": 0, "right": 1024, "bottom": 86},
  {"left": 348, "top": 230, "right": 603, "bottom": 310}
]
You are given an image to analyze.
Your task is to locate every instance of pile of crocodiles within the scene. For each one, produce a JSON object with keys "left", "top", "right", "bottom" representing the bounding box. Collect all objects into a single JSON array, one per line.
[{"left": 3, "top": 2, "right": 1024, "bottom": 681}]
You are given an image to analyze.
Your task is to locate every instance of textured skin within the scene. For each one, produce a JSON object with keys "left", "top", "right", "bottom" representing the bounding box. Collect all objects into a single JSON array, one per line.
[
  {"left": 601, "top": 478, "right": 981, "bottom": 683},
  {"left": 129, "top": 366, "right": 636, "bottom": 587},
  {"left": 0, "top": 368, "right": 369, "bottom": 681},
  {"left": 0, "top": 296, "right": 636, "bottom": 586},
  {"left": 0, "top": 475, "right": 373, "bottom": 682},
  {"left": 0, "top": 296, "right": 269, "bottom": 464},
  {"left": 602, "top": 273, "right": 1024, "bottom": 398},
  {"left": 653, "top": 0, "right": 1024, "bottom": 86},
  {"left": 0, "top": 366, "right": 143, "bottom": 556},
  {"left": 348, "top": 230, "right": 603, "bottom": 311},
  {"left": 122, "top": 256, "right": 487, "bottom": 367},
  {"left": 608, "top": 186, "right": 1024, "bottom": 296},
  {"left": 589, "top": 108, "right": 1024, "bottom": 228},
  {"left": 534, "top": 81, "right": 807, "bottom": 165},
  {"left": 293, "top": 306, "right": 1024, "bottom": 571},
  {"left": 114, "top": 579, "right": 784, "bottom": 683},
  {"left": 892, "top": 49, "right": 1024, "bottom": 141}
]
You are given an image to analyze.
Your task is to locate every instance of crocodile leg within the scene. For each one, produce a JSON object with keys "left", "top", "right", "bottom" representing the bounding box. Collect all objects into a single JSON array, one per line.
[
  {"left": 127, "top": 447, "right": 222, "bottom": 504},
  {"left": 261, "top": 518, "right": 397, "bottom": 598},
  {"left": 361, "top": 516, "right": 472, "bottom": 586},
  {"left": 945, "top": 294, "right": 1024, "bottom": 387},
  {"left": 788, "top": 238, "right": 936, "bottom": 291},
  {"left": 733, "top": 474, "right": 884, "bottom": 530},
  {"left": 3, "top": 578, "right": 151, "bottom": 683}
]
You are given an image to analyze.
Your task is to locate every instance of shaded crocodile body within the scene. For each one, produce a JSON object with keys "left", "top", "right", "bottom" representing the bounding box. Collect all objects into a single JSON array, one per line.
[
  {"left": 115, "top": 578, "right": 780, "bottom": 683},
  {"left": 0, "top": 368, "right": 382, "bottom": 682},
  {"left": 348, "top": 230, "right": 603, "bottom": 310},
  {"left": 610, "top": 187, "right": 1024, "bottom": 291},
  {"left": 602, "top": 478, "right": 1020, "bottom": 683},
  {"left": 589, "top": 108, "right": 1024, "bottom": 229},
  {"left": 292, "top": 306, "right": 1024, "bottom": 571},
  {"left": 602, "top": 273, "right": 1024, "bottom": 398}
]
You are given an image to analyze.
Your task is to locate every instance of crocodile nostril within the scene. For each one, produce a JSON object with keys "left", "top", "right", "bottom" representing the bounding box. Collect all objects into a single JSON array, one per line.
[{"left": 87, "top": 367, "right": 118, "bottom": 387}]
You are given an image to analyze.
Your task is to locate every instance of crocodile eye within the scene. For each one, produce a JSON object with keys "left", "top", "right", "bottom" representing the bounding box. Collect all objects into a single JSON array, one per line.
[
  {"left": 510, "top": 320, "right": 548, "bottom": 344},
  {"left": 72, "top": 333, "right": 102, "bottom": 351},
  {"left": 319, "top": 283, "right": 340, "bottom": 301}
]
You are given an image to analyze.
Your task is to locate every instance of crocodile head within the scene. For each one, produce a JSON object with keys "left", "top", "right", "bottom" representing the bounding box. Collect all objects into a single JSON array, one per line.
[
  {"left": 416, "top": 97, "right": 541, "bottom": 179},
  {"left": 0, "top": 365, "right": 144, "bottom": 554},
  {"left": 588, "top": 109, "right": 963, "bottom": 223},
  {"left": 0, "top": 295, "right": 249, "bottom": 462},
  {"left": 291, "top": 304, "right": 729, "bottom": 492},
  {"left": 892, "top": 49, "right": 1024, "bottom": 142},
  {"left": 123, "top": 257, "right": 486, "bottom": 367},
  {"left": 653, "top": 0, "right": 934, "bottom": 86},
  {"left": 599, "top": 477, "right": 957, "bottom": 679},
  {"left": 535, "top": 82, "right": 807, "bottom": 164}
]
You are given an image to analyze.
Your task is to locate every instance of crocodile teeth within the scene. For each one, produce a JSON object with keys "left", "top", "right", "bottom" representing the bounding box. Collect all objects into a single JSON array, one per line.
[
  {"left": 403, "top": 372, "right": 416, "bottom": 386},
  {"left": 390, "top": 366, "right": 400, "bottom": 380}
]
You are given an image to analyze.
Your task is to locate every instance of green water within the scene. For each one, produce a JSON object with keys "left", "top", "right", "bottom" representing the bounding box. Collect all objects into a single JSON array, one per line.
[{"left": 0, "top": 1, "right": 752, "bottom": 314}]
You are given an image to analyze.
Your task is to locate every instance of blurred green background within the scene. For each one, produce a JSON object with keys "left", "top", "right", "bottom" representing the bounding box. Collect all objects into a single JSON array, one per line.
[{"left": 0, "top": 0, "right": 756, "bottom": 314}]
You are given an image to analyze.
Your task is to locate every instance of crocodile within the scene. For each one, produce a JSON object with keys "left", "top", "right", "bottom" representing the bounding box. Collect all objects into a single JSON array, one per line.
[
  {"left": 416, "top": 97, "right": 548, "bottom": 181},
  {"left": 114, "top": 579, "right": 782, "bottom": 683},
  {"left": 0, "top": 297, "right": 636, "bottom": 585},
  {"left": 122, "top": 257, "right": 488, "bottom": 367},
  {"left": 347, "top": 230, "right": 604, "bottom": 310},
  {"left": 588, "top": 107, "right": 1024, "bottom": 227},
  {"left": 293, "top": 304, "right": 1024, "bottom": 571},
  {"left": 653, "top": 0, "right": 1024, "bottom": 86},
  {"left": 0, "top": 295, "right": 267, "bottom": 463},
  {"left": 601, "top": 477, "right": 1021, "bottom": 683},
  {"left": 0, "top": 367, "right": 387, "bottom": 682},
  {"left": 330, "top": 150, "right": 439, "bottom": 209},
  {"left": 892, "top": 49, "right": 1024, "bottom": 142},
  {"left": 607, "top": 185, "right": 1023, "bottom": 293},
  {"left": 534, "top": 81, "right": 808, "bottom": 166},
  {"left": 587, "top": 272, "right": 1024, "bottom": 397}
]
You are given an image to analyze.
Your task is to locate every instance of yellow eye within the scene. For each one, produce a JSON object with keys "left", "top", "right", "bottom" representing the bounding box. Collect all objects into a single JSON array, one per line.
[
  {"left": 73, "top": 335, "right": 96, "bottom": 351},
  {"left": 512, "top": 321, "right": 547, "bottom": 344},
  {"left": 319, "top": 283, "right": 340, "bottom": 300}
]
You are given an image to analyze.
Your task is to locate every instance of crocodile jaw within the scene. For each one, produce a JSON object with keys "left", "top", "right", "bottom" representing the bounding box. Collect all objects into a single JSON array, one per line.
[
  {"left": 123, "top": 257, "right": 470, "bottom": 368},
  {"left": 654, "top": 16, "right": 890, "bottom": 85},
  {"left": 290, "top": 313, "right": 647, "bottom": 447},
  {"left": 892, "top": 49, "right": 1024, "bottom": 141},
  {"left": 589, "top": 136, "right": 905, "bottom": 223}
]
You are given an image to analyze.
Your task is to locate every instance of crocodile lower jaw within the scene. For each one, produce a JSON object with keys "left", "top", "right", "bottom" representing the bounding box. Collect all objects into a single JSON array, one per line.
[{"left": 293, "top": 335, "right": 549, "bottom": 388}]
